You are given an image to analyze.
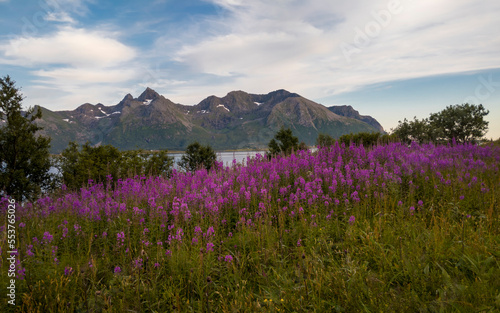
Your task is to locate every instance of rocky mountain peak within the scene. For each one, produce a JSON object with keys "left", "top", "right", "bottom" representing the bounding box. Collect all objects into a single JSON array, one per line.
[
  {"left": 138, "top": 87, "right": 161, "bottom": 101},
  {"left": 37, "top": 88, "right": 384, "bottom": 153},
  {"left": 122, "top": 94, "right": 133, "bottom": 101},
  {"left": 268, "top": 89, "right": 299, "bottom": 98}
]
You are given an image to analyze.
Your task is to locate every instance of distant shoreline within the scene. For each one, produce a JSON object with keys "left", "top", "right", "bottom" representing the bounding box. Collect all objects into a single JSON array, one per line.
[{"left": 50, "top": 148, "right": 268, "bottom": 157}]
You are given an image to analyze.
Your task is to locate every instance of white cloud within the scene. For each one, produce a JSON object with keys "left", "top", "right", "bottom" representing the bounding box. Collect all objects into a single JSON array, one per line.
[
  {"left": 45, "top": 11, "right": 76, "bottom": 24},
  {"left": 33, "top": 67, "right": 137, "bottom": 84},
  {"left": 167, "top": 0, "right": 500, "bottom": 102},
  {"left": 1, "top": 27, "right": 136, "bottom": 67},
  {"left": 2, "top": 0, "right": 499, "bottom": 139},
  {"left": 0, "top": 25, "right": 138, "bottom": 110}
]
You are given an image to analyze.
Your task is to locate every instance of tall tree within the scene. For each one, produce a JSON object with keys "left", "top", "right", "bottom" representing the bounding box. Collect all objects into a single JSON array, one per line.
[
  {"left": 316, "top": 133, "right": 336, "bottom": 147},
  {"left": 392, "top": 117, "right": 436, "bottom": 144},
  {"left": 0, "top": 76, "right": 52, "bottom": 201},
  {"left": 179, "top": 142, "right": 217, "bottom": 172},
  {"left": 268, "top": 127, "right": 299, "bottom": 156},
  {"left": 429, "top": 103, "right": 489, "bottom": 143},
  {"left": 392, "top": 104, "right": 489, "bottom": 144}
]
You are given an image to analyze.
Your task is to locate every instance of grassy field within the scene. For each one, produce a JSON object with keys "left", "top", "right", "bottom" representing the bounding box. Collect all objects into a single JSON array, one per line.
[{"left": 1, "top": 142, "right": 499, "bottom": 312}]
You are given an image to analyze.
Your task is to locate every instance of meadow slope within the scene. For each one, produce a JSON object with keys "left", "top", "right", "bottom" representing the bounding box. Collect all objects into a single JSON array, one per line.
[{"left": 1, "top": 142, "right": 499, "bottom": 312}]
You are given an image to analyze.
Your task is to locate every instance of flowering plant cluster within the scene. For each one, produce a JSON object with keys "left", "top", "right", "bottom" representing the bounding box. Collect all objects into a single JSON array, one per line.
[{"left": 0, "top": 142, "right": 498, "bottom": 312}]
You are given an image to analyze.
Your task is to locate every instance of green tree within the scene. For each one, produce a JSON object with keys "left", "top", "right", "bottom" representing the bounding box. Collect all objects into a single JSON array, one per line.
[
  {"left": 58, "top": 142, "right": 174, "bottom": 189},
  {"left": 393, "top": 104, "right": 489, "bottom": 144},
  {"left": 268, "top": 127, "right": 299, "bottom": 156},
  {"left": 338, "top": 132, "right": 394, "bottom": 147},
  {"left": 316, "top": 133, "right": 335, "bottom": 147},
  {"left": 179, "top": 142, "right": 217, "bottom": 172},
  {"left": 429, "top": 103, "right": 489, "bottom": 143},
  {"left": 392, "top": 117, "right": 435, "bottom": 144},
  {"left": 0, "top": 76, "right": 52, "bottom": 201},
  {"left": 59, "top": 142, "right": 121, "bottom": 189},
  {"left": 120, "top": 149, "right": 173, "bottom": 177}
]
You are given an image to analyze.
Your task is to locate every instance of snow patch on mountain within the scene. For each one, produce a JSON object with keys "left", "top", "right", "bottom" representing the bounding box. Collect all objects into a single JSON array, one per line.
[{"left": 217, "top": 104, "right": 230, "bottom": 112}]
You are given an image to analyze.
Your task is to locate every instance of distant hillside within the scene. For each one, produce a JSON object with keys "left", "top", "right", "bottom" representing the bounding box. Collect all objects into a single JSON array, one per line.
[
  {"left": 327, "top": 105, "right": 384, "bottom": 133},
  {"left": 34, "top": 88, "right": 384, "bottom": 153}
]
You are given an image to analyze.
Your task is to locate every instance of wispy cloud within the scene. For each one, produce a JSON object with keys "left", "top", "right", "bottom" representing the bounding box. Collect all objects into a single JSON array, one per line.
[
  {"left": 2, "top": 26, "right": 136, "bottom": 67},
  {"left": 162, "top": 0, "right": 500, "bottom": 102},
  {"left": 44, "top": 11, "right": 76, "bottom": 24},
  {"left": 0, "top": 24, "right": 138, "bottom": 110},
  {"left": 0, "top": 0, "right": 499, "bottom": 135}
]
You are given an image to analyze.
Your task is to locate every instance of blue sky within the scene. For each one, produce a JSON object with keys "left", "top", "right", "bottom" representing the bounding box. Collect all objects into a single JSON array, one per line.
[{"left": 1, "top": 0, "right": 499, "bottom": 139}]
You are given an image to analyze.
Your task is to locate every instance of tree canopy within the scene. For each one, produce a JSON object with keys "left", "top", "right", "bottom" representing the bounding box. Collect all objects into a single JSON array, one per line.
[
  {"left": 392, "top": 103, "right": 489, "bottom": 144},
  {"left": 179, "top": 142, "right": 217, "bottom": 172},
  {"left": 57, "top": 142, "right": 174, "bottom": 190},
  {"left": 268, "top": 127, "right": 299, "bottom": 156},
  {"left": 429, "top": 103, "right": 489, "bottom": 143},
  {"left": 0, "top": 76, "right": 52, "bottom": 201}
]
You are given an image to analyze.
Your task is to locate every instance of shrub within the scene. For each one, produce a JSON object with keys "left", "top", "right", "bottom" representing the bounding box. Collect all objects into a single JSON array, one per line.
[
  {"left": 179, "top": 141, "right": 217, "bottom": 172},
  {"left": 57, "top": 142, "right": 173, "bottom": 189},
  {"left": 268, "top": 127, "right": 299, "bottom": 156}
]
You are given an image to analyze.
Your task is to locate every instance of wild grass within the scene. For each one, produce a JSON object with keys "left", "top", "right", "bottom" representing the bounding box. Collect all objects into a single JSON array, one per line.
[{"left": 1, "top": 142, "right": 499, "bottom": 312}]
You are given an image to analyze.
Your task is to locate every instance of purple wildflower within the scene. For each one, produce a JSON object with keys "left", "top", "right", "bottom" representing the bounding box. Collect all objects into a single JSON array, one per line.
[
  {"left": 348, "top": 215, "right": 355, "bottom": 225},
  {"left": 42, "top": 232, "right": 54, "bottom": 244},
  {"left": 64, "top": 266, "right": 74, "bottom": 276},
  {"left": 206, "top": 242, "right": 215, "bottom": 252}
]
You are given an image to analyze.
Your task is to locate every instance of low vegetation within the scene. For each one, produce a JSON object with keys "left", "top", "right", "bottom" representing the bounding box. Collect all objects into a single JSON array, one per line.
[
  {"left": 178, "top": 141, "right": 218, "bottom": 172},
  {"left": 392, "top": 103, "right": 489, "bottom": 144},
  {"left": 56, "top": 142, "right": 174, "bottom": 190},
  {"left": 1, "top": 142, "right": 499, "bottom": 312},
  {"left": 1, "top": 77, "right": 499, "bottom": 311}
]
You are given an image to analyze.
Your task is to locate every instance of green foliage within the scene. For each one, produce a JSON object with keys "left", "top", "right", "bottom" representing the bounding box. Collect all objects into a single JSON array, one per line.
[
  {"left": 316, "top": 133, "right": 335, "bottom": 147},
  {"left": 268, "top": 127, "right": 299, "bottom": 156},
  {"left": 0, "top": 76, "right": 52, "bottom": 201},
  {"left": 58, "top": 142, "right": 173, "bottom": 189},
  {"left": 338, "top": 132, "right": 394, "bottom": 147},
  {"left": 392, "top": 117, "right": 435, "bottom": 144},
  {"left": 179, "top": 141, "right": 217, "bottom": 172},
  {"left": 429, "top": 103, "right": 489, "bottom": 143},
  {"left": 3, "top": 144, "right": 499, "bottom": 312},
  {"left": 298, "top": 141, "right": 308, "bottom": 151},
  {"left": 393, "top": 104, "right": 489, "bottom": 144}
]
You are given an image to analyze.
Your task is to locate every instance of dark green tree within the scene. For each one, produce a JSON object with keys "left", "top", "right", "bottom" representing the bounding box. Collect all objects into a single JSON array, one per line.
[
  {"left": 268, "top": 127, "right": 299, "bottom": 156},
  {"left": 0, "top": 76, "right": 52, "bottom": 201},
  {"left": 393, "top": 104, "right": 489, "bottom": 144},
  {"left": 338, "top": 132, "right": 394, "bottom": 147},
  {"left": 58, "top": 142, "right": 173, "bottom": 189},
  {"left": 119, "top": 149, "right": 173, "bottom": 177},
  {"left": 316, "top": 133, "right": 336, "bottom": 147},
  {"left": 59, "top": 142, "right": 121, "bottom": 189},
  {"left": 143, "top": 150, "right": 174, "bottom": 175},
  {"left": 392, "top": 117, "right": 436, "bottom": 144},
  {"left": 429, "top": 103, "right": 489, "bottom": 143},
  {"left": 179, "top": 142, "right": 217, "bottom": 172}
]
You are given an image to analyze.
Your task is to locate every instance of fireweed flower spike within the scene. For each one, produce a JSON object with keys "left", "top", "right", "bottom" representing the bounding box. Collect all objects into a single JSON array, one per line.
[{"left": 348, "top": 216, "right": 355, "bottom": 225}]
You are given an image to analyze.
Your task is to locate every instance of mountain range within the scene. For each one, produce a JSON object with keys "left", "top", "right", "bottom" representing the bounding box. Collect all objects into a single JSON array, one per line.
[{"left": 34, "top": 88, "right": 384, "bottom": 153}]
